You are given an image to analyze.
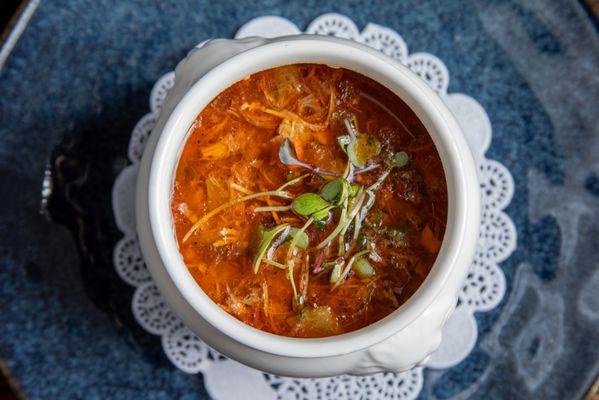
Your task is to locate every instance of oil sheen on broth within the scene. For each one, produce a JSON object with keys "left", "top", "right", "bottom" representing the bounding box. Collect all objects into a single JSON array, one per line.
[{"left": 172, "top": 64, "right": 447, "bottom": 338}]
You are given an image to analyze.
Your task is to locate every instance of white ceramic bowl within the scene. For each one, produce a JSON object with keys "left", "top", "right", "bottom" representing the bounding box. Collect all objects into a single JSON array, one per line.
[{"left": 136, "top": 35, "right": 480, "bottom": 377}]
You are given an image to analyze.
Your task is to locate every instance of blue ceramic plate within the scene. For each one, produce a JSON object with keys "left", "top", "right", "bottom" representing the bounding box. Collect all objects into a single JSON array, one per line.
[{"left": 0, "top": 1, "right": 598, "bottom": 399}]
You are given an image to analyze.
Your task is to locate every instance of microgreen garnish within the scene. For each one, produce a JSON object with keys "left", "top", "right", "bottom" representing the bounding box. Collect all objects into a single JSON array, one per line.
[
  {"left": 354, "top": 134, "right": 382, "bottom": 167},
  {"left": 286, "top": 217, "right": 314, "bottom": 304},
  {"left": 367, "top": 151, "right": 410, "bottom": 192},
  {"left": 313, "top": 250, "right": 325, "bottom": 273},
  {"left": 329, "top": 264, "right": 342, "bottom": 283},
  {"left": 278, "top": 138, "right": 379, "bottom": 179},
  {"left": 316, "top": 198, "right": 348, "bottom": 250},
  {"left": 288, "top": 227, "right": 309, "bottom": 249},
  {"left": 357, "top": 233, "right": 367, "bottom": 249},
  {"left": 353, "top": 257, "right": 375, "bottom": 278},
  {"left": 267, "top": 225, "right": 291, "bottom": 260},
  {"left": 320, "top": 178, "right": 351, "bottom": 206},
  {"left": 229, "top": 182, "right": 253, "bottom": 195},
  {"left": 254, "top": 205, "right": 293, "bottom": 213},
  {"left": 393, "top": 151, "right": 409, "bottom": 168},
  {"left": 317, "top": 187, "right": 365, "bottom": 249},
  {"left": 287, "top": 218, "right": 314, "bottom": 261},
  {"left": 353, "top": 190, "right": 375, "bottom": 243},
  {"left": 279, "top": 139, "right": 338, "bottom": 176},
  {"left": 331, "top": 249, "right": 370, "bottom": 290},
  {"left": 208, "top": 115, "right": 413, "bottom": 307},
  {"left": 311, "top": 205, "right": 334, "bottom": 222},
  {"left": 291, "top": 193, "right": 330, "bottom": 216},
  {"left": 253, "top": 224, "right": 290, "bottom": 273},
  {"left": 320, "top": 178, "right": 343, "bottom": 202},
  {"left": 341, "top": 119, "right": 381, "bottom": 168},
  {"left": 276, "top": 173, "right": 311, "bottom": 191},
  {"left": 262, "top": 258, "right": 288, "bottom": 269}
]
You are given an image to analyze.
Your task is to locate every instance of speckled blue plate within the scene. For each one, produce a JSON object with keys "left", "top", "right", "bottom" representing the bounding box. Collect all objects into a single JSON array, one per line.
[{"left": 0, "top": 1, "right": 598, "bottom": 399}]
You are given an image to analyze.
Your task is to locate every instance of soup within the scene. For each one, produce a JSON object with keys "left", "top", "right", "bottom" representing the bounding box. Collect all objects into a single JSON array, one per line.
[{"left": 172, "top": 64, "right": 447, "bottom": 338}]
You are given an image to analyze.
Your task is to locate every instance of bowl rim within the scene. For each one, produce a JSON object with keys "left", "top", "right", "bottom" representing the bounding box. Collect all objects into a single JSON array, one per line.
[{"left": 147, "top": 35, "right": 476, "bottom": 359}]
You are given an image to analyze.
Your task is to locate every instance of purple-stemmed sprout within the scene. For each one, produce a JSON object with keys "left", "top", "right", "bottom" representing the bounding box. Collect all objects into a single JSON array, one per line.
[
  {"left": 312, "top": 249, "right": 325, "bottom": 273},
  {"left": 278, "top": 138, "right": 338, "bottom": 176},
  {"left": 278, "top": 138, "right": 379, "bottom": 178}
]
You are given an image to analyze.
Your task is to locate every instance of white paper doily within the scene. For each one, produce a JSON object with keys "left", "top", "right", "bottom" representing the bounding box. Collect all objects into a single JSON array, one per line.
[{"left": 111, "top": 13, "right": 516, "bottom": 400}]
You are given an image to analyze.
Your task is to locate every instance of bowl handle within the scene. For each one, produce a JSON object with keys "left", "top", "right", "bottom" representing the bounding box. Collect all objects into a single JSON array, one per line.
[
  {"left": 348, "top": 289, "right": 457, "bottom": 374},
  {"left": 161, "top": 37, "right": 269, "bottom": 116},
  {"left": 146, "top": 37, "right": 270, "bottom": 161}
]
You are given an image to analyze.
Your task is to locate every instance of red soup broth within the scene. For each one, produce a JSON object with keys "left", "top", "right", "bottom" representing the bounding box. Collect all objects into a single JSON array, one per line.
[{"left": 172, "top": 64, "right": 447, "bottom": 338}]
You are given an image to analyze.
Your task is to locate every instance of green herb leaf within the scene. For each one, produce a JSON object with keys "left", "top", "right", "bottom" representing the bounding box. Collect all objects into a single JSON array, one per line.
[
  {"left": 393, "top": 151, "right": 409, "bottom": 168},
  {"left": 249, "top": 224, "right": 266, "bottom": 252},
  {"left": 320, "top": 179, "right": 343, "bottom": 202},
  {"left": 353, "top": 257, "right": 375, "bottom": 278},
  {"left": 338, "top": 180, "right": 350, "bottom": 205},
  {"left": 292, "top": 193, "right": 330, "bottom": 216},
  {"left": 320, "top": 178, "right": 351, "bottom": 206},
  {"left": 330, "top": 264, "right": 342, "bottom": 283},
  {"left": 347, "top": 144, "right": 364, "bottom": 168},
  {"left": 348, "top": 184, "right": 360, "bottom": 197},
  {"left": 312, "top": 207, "right": 332, "bottom": 221},
  {"left": 252, "top": 224, "right": 289, "bottom": 274},
  {"left": 288, "top": 227, "right": 309, "bottom": 249}
]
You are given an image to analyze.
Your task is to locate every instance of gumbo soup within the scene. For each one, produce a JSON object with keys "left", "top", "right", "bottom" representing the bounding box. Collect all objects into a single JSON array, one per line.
[{"left": 172, "top": 64, "right": 447, "bottom": 338}]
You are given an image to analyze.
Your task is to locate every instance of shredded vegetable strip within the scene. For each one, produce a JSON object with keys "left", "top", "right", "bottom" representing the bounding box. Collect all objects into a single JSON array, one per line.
[
  {"left": 229, "top": 182, "right": 253, "bottom": 195},
  {"left": 276, "top": 173, "right": 311, "bottom": 191},
  {"left": 178, "top": 203, "right": 200, "bottom": 224},
  {"left": 261, "top": 282, "right": 271, "bottom": 329},
  {"left": 367, "top": 169, "right": 392, "bottom": 192},
  {"left": 286, "top": 217, "right": 314, "bottom": 303},
  {"left": 339, "top": 190, "right": 366, "bottom": 251},
  {"left": 299, "top": 252, "right": 310, "bottom": 305},
  {"left": 354, "top": 191, "right": 375, "bottom": 245},
  {"left": 182, "top": 191, "right": 292, "bottom": 242},
  {"left": 212, "top": 228, "right": 240, "bottom": 247},
  {"left": 254, "top": 224, "right": 289, "bottom": 273},
  {"left": 262, "top": 258, "right": 288, "bottom": 269},
  {"left": 281, "top": 216, "right": 302, "bottom": 224},
  {"left": 241, "top": 87, "right": 335, "bottom": 132},
  {"left": 264, "top": 197, "right": 282, "bottom": 224},
  {"left": 254, "top": 205, "right": 293, "bottom": 212},
  {"left": 360, "top": 92, "right": 416, "bottom": 138},
  {"left": 266, "top": 225, "right": 290, "bottom": 260},
  {"left": 259, "top": 168, "right": 277, "bottom": 187},
  {"left": 288, "top": 263, "right": 299, "bottom": 303}
]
